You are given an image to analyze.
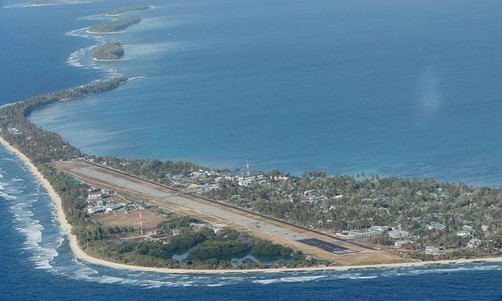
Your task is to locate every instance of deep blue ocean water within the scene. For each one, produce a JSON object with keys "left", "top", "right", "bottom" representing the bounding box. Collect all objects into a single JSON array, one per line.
[
  {"left": 1, "top": 0, "right": 502, "bottom": 300},
  {"left": 1, "top": 145, "right": 502, "bottom": 301},
  {"left": 26, "top": 0, "right": 502, "bottom": 186}
]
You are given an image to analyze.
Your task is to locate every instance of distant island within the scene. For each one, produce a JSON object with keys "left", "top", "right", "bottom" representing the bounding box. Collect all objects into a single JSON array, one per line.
[
  {"left": 6, "top": 0, "right": 85, "bottom": 8},
  {"left": 29, "top": 0, "right": 83, "bottom": 5},
  {"left": 1, "top": 4, "right": 500, "bottom": 273},
  {"left": 87, "top": 16, "right": 141, "bottom": 34},
  {"left": 93, "top": 42, "right": 124, "bottom": 61},
  {"left": 107, "top": 6, "right": 151, "bottom": 16}
]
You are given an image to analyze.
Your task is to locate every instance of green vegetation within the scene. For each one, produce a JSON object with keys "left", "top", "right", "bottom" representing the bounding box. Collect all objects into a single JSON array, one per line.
[
  {"left": 87, "top": 225, "right": 301, "bottom": 269},
  {"left": 1, "top": 72, "right": 501, "bottom": 266},
  {"left": 0, "top": 79, "right": 307, "bottom": 269},
  {"left": 102, "top": 158, "right": 502, "bottom": 260},
  {"left": 0, "top": 78, "right": 130, "bottom": 256},
  {"left": 88, "top": 16, "right": 141, "bottom": 33},
  {"left": 0, "top": 78, "right": 126, "bottom": 163},
  {"left": 158, "top": 216, "right": 199, "bottom": 230},
  {"left": 93, "top": 42, "right": 124, "bottom": 61},
  {"left": 187, "top": 241, "right": 251, "bottom": 261},
  {"left": 251, "top": 240, "right": 294, "bottom": 259},
  {"left": 207, "top": 173, "right": 502, "bottom": 259},
  {"left": 108, "top": 6, "right": 150, "bottom": 16},
  {"left": 95, "top": 157, "right": 205, "bottom": 184},
  {"left": 38, "top": 163, "right": 136, "bottom": 248}
]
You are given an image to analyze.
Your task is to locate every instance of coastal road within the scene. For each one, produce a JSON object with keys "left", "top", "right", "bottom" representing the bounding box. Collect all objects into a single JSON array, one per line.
[{"left": 55, "top": 161, "right": 403, "bottom": 265}]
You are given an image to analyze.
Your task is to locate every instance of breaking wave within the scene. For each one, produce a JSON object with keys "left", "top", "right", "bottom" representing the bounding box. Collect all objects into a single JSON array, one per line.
[
  {"left": 4, "top": 0, "right": 89, "bottom": 9},
  {"left": 1, "top": 149, "right": 501, "bottom": 289}
]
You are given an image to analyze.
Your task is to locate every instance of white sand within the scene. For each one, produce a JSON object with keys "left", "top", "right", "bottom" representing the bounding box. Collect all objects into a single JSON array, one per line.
[{"left": 1, "top": 135, "right": 501, "bottom": 274}]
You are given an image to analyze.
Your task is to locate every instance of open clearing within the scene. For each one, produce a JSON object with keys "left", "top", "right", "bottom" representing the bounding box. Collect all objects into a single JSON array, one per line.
[{"left": 93, "top": 209, "right": 166, "bottom": 231}]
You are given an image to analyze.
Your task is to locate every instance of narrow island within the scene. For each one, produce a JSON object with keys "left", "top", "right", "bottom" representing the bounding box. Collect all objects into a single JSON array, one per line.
[
  {"left": 1, "top": 77, "right": 501, "bottom": 273},
  {"left": 0, "top": 78, "right": 316, "bottom": 271},
  {"left": 87, "top": 16, "right": 141, "bottom": 34},
  {"left": 93, "top": 42, "right": 124, "bottom": 61},
  {"left": 107, "top": 6, "right": 151, "bottom": 16},
  {"left": 2, "top": 4, "right": 502, "bottom": 271},
  {"left": 28, "top": 0, "right": 84, "bottom": 5}
]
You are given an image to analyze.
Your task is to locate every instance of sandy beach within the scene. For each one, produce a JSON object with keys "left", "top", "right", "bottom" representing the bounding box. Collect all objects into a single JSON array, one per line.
[
  {"left": 1, "top": 135, "right": 501, "bottom": 275},
  {"left": 85, "top": 29, "right": 126, "bottom": 35}
]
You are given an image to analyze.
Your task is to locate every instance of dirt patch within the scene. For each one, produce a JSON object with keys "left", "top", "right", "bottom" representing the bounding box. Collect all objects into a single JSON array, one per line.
[{"left": 93, "top": 209, "right": 166, "bottom": 231}]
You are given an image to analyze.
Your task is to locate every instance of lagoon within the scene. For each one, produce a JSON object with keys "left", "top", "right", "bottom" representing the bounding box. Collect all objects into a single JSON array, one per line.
[
  {"left": 26, "top": 0, "right": 502, "bottom": 187},
  {"left": 2, "top": 0, "right": 502, "bottom": 299}
]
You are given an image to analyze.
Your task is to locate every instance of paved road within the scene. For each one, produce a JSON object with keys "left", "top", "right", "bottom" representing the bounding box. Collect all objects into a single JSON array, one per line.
[
  {"left": 56, "top": 161, "right": 383, "bottom": 261},
  {"left": 298, "top": 238, "right": 352, "bottom": 254},
  {"left": 76, "top": 167, "right": 310, "bottom": 241}
]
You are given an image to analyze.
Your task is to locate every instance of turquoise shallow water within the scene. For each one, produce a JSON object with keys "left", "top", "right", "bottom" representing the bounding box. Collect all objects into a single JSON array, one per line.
[{"left": 26, "top": 0, "right": 502, "bottom": 186}]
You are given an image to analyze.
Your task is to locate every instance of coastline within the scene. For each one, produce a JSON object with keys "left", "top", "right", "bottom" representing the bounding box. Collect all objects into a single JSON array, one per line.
[
  {"left": 1, "top": 136, "right": 501, "bottom": 275},
  {"left": 85, "top": 29, "right": 126, "bottom": 35},
  {"left": 92, "top": 57, "right": 126, "bottom": 62}
]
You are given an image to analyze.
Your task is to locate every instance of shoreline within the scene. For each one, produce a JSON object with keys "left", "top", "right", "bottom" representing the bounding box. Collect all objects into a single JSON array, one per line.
[
  {"left": 92, "top": 57, "right": 126, "bottom": 62},
  {"left": 0, "top": 136, "right": 501, "bottom": 275},
  {"left": 85, "top": 29, "right": 126, "bottom": 35}
]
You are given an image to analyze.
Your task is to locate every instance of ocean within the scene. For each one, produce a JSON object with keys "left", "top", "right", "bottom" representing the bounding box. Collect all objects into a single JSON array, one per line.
[
  {"left": 1, "top": 0, "right": 502, "bottom": 300},
  {"left": 26, "top": 0, "right": 502, "bottom": 186},
  {"left": 1, "top": 146, "right": 502, "bottom": 300}
]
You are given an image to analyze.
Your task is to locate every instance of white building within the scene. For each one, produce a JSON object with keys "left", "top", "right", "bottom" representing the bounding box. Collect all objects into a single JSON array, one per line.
[
  {"left": 427, "top": 222, "right": 446, "bottom": 231},
  {"left": 87, "top": 188, "right": 103, "bottom": 201},
  {"left": 388, "top": 229, "right": 410, "bottom": 239},
  {"left": 467, "top": 238, "right": 482, "bottom": 248},
  {"left": 425, "top": 246, "right": 441, "bottom": 256},
  {"left": 87, "top": 206, "right": 106, "bottom": 215},
  {"left": 456, "top": 231, "right": 471, "bottom": 238},
  {"left": 394, "top": 239, "right": 413, "bottom": 247}
]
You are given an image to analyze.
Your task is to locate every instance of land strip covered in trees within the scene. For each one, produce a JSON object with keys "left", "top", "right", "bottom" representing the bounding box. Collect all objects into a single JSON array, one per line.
[{"left": 55, "top": 161, "right": 403, "bottom": 265}]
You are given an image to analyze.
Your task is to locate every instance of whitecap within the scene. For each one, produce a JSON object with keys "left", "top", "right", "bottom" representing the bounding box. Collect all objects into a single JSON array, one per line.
[
  {"left": 66, "top": 43, "right": 123, "bottom": 77},
  {"left": 253, "top": 278, "right": 281, "bottom": 285},
  {"left": 127, "top": 76, "right": 146, "bottom": 82},
  {"left": 66, "top": 27, "right": 90, "bottom": 38},
  {"left": 336, "top": 272, "right": 367, "bottom": 280},
  {"left": 0, "top": 191, "right": 17, "bottom": 201},
  {"left": 0, "top": 157, "right": 17, "bottom": 162},
  {"left": 67, "top": 48, "right": 87, "bottom": 68},
  {"left": 280, "top": 275, "right": 327, "bottom": 283},
  {"left": 4, "top": 1, "right": 89, "bottom": 9},
  {"left": 8, "top": 191, "right": 63, "bottom": 272},
  {"left": 78, "top": 14, "right": 110, "bottom": 21}
]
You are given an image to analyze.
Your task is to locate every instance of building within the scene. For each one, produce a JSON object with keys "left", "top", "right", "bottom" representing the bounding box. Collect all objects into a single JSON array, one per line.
[
  {"left": 87, "top": 188, "right": 103, "bottom": 201},
  {"left": 370, "top": 225, "right": 391, "bottom": 232},
  {"left": 456, "top": 231, "right": 471, "bottom": 238},
  {"left": 105, "top": 203, "right": 125, "bottom": 213},
  {"left": 427, "top": 222, "right": 446, "bottom": 231},
  {"left": 467, "top": 238, "right": 482, "bottom": 249},
  {"left": 87, "top": 206, "right": 106, "bottom": 215},
  {"left": 388, "top": 229, "right": 410, "bottom": 239},
  {"left": 394, "top": 239, "right": 413, "bottom": 247},
  {"left": 425, "top": 246, "right": 441, "bottom": 256},
  {"left": 346, "top": 226, "right": 390, "bottom": 238}
]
